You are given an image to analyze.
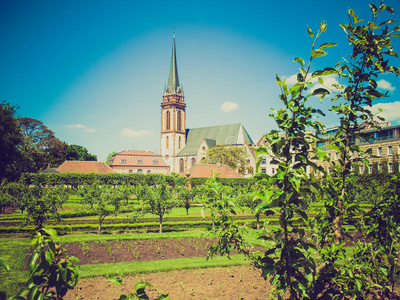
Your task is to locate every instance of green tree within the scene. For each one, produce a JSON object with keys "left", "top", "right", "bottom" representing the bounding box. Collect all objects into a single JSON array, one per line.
[
  {"left": 0, "top": 101, "right": 24, "bottom": 181},
  {"left": 204, "top": 145, "right": 249, "bottom": 175},
  {"left": 65, "top": 144, "right": 97, "bottom": 161},
  {"left": 106, "top": 151, "right": 118, "bottom": 164},
  {"left": 146, "top": 184, "right": 177, "bottom": 233}
]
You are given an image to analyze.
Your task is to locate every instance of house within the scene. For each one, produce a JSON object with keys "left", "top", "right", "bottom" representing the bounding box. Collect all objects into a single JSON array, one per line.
[
  {"left": 57, "top": 161, "right": 115, "bottom": 174},
  {"left": 108, "top": 150, "right": 169, "bottom": 174}
]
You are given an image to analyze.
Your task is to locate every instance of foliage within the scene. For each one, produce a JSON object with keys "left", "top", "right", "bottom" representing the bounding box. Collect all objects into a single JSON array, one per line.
[
  {"left": 106, "top": 151, "right": 119, "bottom": 164},
  {"left": 145, "top": 184, "right": 178, "bottom": 233},
  {"left": 205, "top": 1, "right": 400, "bottom": 299},
  {"left": 18, "top": 117, "right": 67, "bottom": 171},
  {"left": 0, "top": 101, "right": 24, "bottom": 181},
  {"left": 204, "top": 145, "right": 250, "bottom": 175},
  {"left": 9, "top": 228, "right": 79, "bottom": 300},
  {"left": 65, "top": 144, "right": 97, "bottom": 161}
]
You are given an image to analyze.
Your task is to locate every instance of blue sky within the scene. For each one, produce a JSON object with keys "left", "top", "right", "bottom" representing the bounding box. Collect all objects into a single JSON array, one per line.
[{"left": 1, "top": 0, "right": 400, "bottom": 162}]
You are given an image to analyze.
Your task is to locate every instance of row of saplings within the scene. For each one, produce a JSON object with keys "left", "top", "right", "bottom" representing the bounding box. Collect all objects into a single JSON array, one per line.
[{"left": 0, "top": 178, "right": 261, "bottom": 234}]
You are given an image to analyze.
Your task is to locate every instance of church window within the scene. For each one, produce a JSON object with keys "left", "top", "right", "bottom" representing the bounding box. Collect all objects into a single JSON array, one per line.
[
  {"left": 166, "top": 111, "right": 171, "bottom": 130},
  {"left": 177, "top": 111, "right": 182, "bottom": 131},
  {"left": 179, "top": 158, "right": 184, "bottom": 173},
  {"left": 166, "top": 136, "right": 169, "bottom": 149},
  {"left": 202, "top": 146, "right": 206, "bottom": 151},
  {"left": 191, "top": 157, "right": 196, "bottom": 166}
]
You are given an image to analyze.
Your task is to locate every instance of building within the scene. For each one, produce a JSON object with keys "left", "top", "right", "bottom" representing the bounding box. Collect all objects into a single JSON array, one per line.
[
  {"left": 57, "top": 161, "right": 115, "bottom": 174},
  {"left": 160, "top": 35, "right": 255, "bottom": 176},
  {"left": 316, "top": 122, "right": 400, "bottom": 174},
  {"left": 108, "top": 150, "right": 169, "bottom": 174},
  {"left": 187, "top": 164, "right": 242, "bottom": 178}
]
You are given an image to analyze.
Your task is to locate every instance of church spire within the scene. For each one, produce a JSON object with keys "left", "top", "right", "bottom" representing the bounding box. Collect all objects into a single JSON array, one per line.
[{"left": 166, "top": 34, "right": 181, "bottom": 95}]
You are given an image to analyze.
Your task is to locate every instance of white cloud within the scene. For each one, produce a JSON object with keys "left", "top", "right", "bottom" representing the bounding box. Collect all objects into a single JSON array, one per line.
[
  {"left": 370, "top": 101, "right": 400, "bottom": 122},
  {"left": 64, "top": 124, "right": 95, "bottom": 133},
  {"left": 220, "top": 101, "right": 238, "bottom": 112},
  {"left": 377, "top": 79, "right": 395, "bottom": 92},
  {"left": 119, "top": 128, "right": 153, "bottom": 138}
]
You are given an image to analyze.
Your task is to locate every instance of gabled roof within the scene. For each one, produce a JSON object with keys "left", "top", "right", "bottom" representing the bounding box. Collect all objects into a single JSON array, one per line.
[
  {"left": 109, "top": 150, "right": 168, "bottom": 168},
  {"left": 187, "top": 164, "right": 242, "bottom": 178},
  {"left": 177, "top": 123, "right": 254, "bottom": 156},
  {"left": 41, "top": 165, "right": 59, "bottom": 174},
  {"left": 57, "top": 161, "right": 115, "bottom": 174}
]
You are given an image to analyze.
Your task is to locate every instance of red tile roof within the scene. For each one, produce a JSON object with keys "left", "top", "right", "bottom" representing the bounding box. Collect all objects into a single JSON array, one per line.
[
  {"left": 57, "top": 161, "right": 115, "bottom": 174},
  {"left": 187, "top": 164, "right": 242, "bottom": 178},
  {"left": 109, "top": 150, "right": 168, "bottom": 168}
]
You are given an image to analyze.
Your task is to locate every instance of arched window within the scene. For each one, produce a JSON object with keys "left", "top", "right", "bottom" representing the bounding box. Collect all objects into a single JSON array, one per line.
[
  {"left": 166, "top": 111, "right": 171, "bottom": 130},
  {"left": 179, "top": 136, "right": 181, "bottom": 149},
  {"left": 191, "top": 157, "right": 196, "bottom": 166},
  {"left": 179, "top": 158, "right": 184, "bottom": 173},
  {"left": 166, "top": 136, "right": 169, "bottom": 149},
  {"left": 177, "top": 111, "right": 182, "bottom": 131}
]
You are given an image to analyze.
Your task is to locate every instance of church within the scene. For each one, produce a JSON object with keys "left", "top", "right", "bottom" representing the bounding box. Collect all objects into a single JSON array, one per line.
[{"left": 160, "top": 35, "right": 256, "bottom": 176}]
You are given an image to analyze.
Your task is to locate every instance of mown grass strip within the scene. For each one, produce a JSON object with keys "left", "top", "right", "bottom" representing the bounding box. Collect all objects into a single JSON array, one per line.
[{"left": 78, "top": 255, "right": 250, "bottom": 278}]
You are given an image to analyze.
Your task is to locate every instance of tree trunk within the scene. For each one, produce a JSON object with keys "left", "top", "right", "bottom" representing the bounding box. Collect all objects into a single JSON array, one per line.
[{"left": 159, "top": 215, "right": 163, "bottom": 233}]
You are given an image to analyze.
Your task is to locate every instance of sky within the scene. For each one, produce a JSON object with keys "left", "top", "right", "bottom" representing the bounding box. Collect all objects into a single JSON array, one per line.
[{"left": 1, "top": 0, "right": 400, "bottom": 162}]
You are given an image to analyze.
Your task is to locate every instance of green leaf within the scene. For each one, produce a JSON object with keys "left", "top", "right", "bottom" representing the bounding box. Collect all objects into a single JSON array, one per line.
[
  {"left": 319, "top": 42, "right": 337, "bottom": 49},
  {"left": 28, "top": 252, "right": 39, "bottom": 273},
  {"left": 0, "top": 257, "right": 10, "bottom": 271},
  {"left": 312, "top": 67, "right": 337, "bottom": 77},
  {"left": 312, "top": 49, "right": 327, "bottom": 58},
  {"left": 42, "top": 228, "right": 58, "bottom": 239},
  {"left": 134, "top": 281, "right": 153, "bottom": 290},
  {"left": 108, "top": 277, "right": 123, "bottom": 285},
  {"left": 320, "top": 21, "right": 327, "bottom": 33},
  {"left": 293, "top": 57, "right": 305, "bottom": 67},
  {"left": 307, "top": 25, "right": 314, "bottom": 39}
]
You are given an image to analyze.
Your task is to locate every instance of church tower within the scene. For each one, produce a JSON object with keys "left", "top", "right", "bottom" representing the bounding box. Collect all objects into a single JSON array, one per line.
[{"left": 161, "top": 34, "right": 186, "bottom": 173}]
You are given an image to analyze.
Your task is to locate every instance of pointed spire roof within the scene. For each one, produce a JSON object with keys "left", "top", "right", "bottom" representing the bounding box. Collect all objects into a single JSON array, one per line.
[{"left": 166, "top": 34, "right": 181, "bottom": 95}]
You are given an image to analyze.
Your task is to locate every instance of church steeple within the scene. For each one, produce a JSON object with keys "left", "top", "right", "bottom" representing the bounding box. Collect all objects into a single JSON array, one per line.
[{"left": 166, "top": 34, "right": 182, "bottom": 95}]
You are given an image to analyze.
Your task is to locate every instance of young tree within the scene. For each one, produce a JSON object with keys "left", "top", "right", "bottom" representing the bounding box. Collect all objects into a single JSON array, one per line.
[
  {"left": 65, "top": 144, "right": 97, "bottom": 161},
  {"left": 146, "top": 184, "right": 177, "bottom": 233}
]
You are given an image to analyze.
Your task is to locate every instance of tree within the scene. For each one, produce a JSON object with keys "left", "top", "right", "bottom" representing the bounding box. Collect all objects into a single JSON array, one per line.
[
  {"left": 65, "top": 144, "right": 97, "bottom": 161},
  {"left": 204, "top": 145, "right": 249, "bottom": 175},
  {"left": 0, "top": 101, "right": 24, "bottom": 181},
  {"left": 18, "top": 117, "right": 67, "bottom": 171},
  {"left": 146, "top": 184, "right": 177, "bottom": 233},
  {"left": 106, "top": 151, "right": 118, "bottom": 164}
]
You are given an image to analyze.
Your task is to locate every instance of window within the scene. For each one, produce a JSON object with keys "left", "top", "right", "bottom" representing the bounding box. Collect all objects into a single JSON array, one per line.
[
  {"left": 378, "top": 163, "right": 383, "bottom": 172},
  {"left": 328, "top": 153, "right": 331, "bottom": 159},
  {"left": 136, "top": 159, "right": 143, "bottom": 164},
  {"left": 369, "top": 166, "right": 373, "bottom": 173},
  {"left": 120, "top": 159, "right": 127, "bottom": 164},
  {"left": 129, "top": 170, "right": 133, "bottom": 173},
  {"left": 335, "top": 152, "right": 339, "bottom": 160},
  {"left": 389, "top": 163, "right": 394, "bottom": 173},
  {"left": 378, "top": 147, "right": 383, "bottom": 156},
  {"left": 152, "top": 160, "right": 159, "bottom": 165},
  {"left": 261, "top": 158, "right": 267, "bottom": 165},
  {"left": 166, "top": 111, "right": 171, "bottom": 130},
  {"left": 179, "top": 136, "right": 181, "bottom": 149},
  {"left": 147, "top": 170, "right": 151, "bottom": 174},
  {"left": 179, "top": 158, "right": 184, "bottom": 173},
  {"left": 191, "top": 157, "right": 196, "bottom": 166},
  {"left": 316, "top": 141, "right": 326, "bottom": 148},
  {"left": 177, "top": 111, "right": 182, "bottom": 131},
  {"left": 166, "top": 136, "right": 169, "bottom": 149},
  {"left": 137, "top": 169, "right": 143, "bottom": 173},
  {"left": 360, "top": 165, "right": 364, "bottom": 174},
  {"left": 388, "top": 145, "right": 393, "bottom": 156},
  {"left": 328, "top": 167, "right": 331, "bottom": 174},
  {"left": 261, "top": 168, "right": 267, "bottom": 174},
  {"left": 202, "top": 146, "right": 206, "bottom": 151},
  {"left": 272, "top": 168, "right": 275, "bottom": 174}
]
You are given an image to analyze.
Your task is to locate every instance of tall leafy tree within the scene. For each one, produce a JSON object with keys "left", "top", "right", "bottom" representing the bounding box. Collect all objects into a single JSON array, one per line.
[
  {"left": 65, "top": 144, "right": 97, "bottom": 161},
  {"left": 0, "top": 101, "right": 24, "bottom": 181},
  {"left": 204, "top": 145, "right": 249, "bottom": 175}
]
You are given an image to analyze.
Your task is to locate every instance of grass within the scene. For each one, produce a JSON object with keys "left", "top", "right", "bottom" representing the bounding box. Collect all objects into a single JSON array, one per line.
[
  {"left": 0, "top": 238, "right": 30, "bottom": 298},
  {"left": 79, "top": 255, "right": 250, "bottom": 278}
]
